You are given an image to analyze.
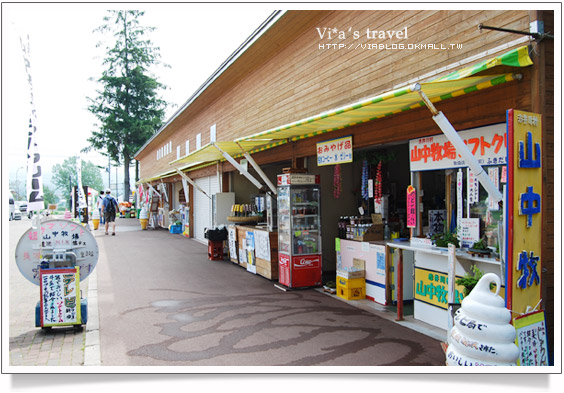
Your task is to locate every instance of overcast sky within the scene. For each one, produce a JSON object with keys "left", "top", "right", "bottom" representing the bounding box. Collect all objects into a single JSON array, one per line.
[{"left": 2, "top": 3, "right": 274, "bottom": 194}]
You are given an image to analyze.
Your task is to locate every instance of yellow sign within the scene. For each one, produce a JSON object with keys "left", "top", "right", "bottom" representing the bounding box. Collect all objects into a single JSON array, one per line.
[
  {"left": 507, "top": 110, "right": 542, "bottom": 316},
  {"left": 414, "top": 267, "right": 466, "bottom": 309},
  {"left": 415, "top": 267, "right": 506, "bottom": 309},
  {"left": 316, "top": 135, "right": 353, "bottom": 166}
]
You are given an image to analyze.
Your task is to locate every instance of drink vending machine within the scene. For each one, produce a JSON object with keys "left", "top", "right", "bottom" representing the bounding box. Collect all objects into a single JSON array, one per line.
[{"left": 277, "top": 173, "right": 322, "bottom": 288}]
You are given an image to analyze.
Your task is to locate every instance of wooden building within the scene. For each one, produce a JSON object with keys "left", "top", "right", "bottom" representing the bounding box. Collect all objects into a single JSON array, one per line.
[{"left": 134, "top": 10, "right": 554, "bottom": 360}]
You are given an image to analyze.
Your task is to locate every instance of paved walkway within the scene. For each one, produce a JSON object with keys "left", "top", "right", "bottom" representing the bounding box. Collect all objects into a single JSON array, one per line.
[{"left": 8, "top": 216, "right": 447, "bottom": 369}]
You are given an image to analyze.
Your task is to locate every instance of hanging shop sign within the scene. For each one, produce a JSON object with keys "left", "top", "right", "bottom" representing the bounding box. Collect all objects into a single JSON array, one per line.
[
  {"left": 409, "top": 123, "right": 506, "bottom": 171},
  {"left": 39, "top": 267, "right": 81, "bottom": 327},
  {"left": 316, "top": 135, "right": 353, "bottom": 166},
  {"left": 506, "top": 109, "right": 542, "bottom": 316}
]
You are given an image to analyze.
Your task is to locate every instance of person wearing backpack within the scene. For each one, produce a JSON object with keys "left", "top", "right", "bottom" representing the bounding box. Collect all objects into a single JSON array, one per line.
[{"left": 102, "top": 188, "right": 119, "bottom": 236}]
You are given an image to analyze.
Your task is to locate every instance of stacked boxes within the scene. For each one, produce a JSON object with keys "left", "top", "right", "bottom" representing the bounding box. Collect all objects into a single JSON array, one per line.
[{"left": 336, "top": 277, "right": 366, "bottom": 300}]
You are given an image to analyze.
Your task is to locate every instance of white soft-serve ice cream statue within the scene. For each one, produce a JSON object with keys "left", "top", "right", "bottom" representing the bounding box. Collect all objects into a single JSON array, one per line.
[{"left": 446, "top": 273, "right": 519, "bottom": 366}]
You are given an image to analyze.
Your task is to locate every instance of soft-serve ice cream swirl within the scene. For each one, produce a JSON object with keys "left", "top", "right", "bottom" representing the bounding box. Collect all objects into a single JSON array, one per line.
[{"left": 446, "top": 273, "right": 519, "bottom": 366}]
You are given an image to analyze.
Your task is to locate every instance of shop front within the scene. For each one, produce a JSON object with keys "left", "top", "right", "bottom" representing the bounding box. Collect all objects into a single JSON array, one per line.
[{"left": 134, "top": 10, "right": 554, "bottom": 360}]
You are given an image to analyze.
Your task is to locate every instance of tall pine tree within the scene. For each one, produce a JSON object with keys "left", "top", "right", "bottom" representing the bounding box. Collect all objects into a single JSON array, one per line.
[{"left": 86, "top": 10, "right": 167, "bottom": 201}]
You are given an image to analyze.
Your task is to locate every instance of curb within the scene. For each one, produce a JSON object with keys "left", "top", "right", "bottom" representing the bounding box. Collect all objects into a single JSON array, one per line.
[{"left": 84, "top": 268, "right": 101, "bottom": 366}]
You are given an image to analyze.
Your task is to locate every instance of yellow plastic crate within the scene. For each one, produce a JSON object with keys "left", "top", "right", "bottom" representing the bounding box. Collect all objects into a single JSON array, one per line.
[{"left": 336, "top": 277, "right": 365, "bottom": 300}]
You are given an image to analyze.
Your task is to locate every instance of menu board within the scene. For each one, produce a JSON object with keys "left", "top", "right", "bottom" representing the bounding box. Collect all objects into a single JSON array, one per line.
[
  {"left": 39, "top": 267, "right": 81, "bottom": 327},
  {"left": 459, "top": 218, "right": 480, "bottom": 248},
  {"left": 514, "top": 310, "right": 549, "bottom": 366}
]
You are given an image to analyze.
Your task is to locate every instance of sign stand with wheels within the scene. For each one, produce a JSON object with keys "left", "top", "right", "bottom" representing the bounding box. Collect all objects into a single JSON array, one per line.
[{"left": 15, "top": 218, "right": 99, "bottom": 330}]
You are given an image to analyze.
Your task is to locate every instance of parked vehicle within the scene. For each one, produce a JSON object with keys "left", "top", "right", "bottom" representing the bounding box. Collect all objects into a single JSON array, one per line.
[
  {"left": 16, "top": 201, "right": 27, "bottom": 213},
  {"left": 13, "top": 209, "right": 22, "bottom": 220}
]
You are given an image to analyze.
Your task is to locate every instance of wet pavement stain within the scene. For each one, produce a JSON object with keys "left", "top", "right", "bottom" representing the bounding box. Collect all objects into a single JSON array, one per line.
[{"left": 127, "top": 290, "right": 439, "bottom": 366}]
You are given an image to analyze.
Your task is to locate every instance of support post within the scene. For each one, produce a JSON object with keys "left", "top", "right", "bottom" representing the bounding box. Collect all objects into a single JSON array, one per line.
[
  {"left": 396, "top": 248, "right": 404, "bottom": 321},
  {"left": 236, "top": 142, "right": 277, "bottom": 195},
  {"left": 212, "top": 143, "right": 264, "bottom": 190},
  {"left": 173, "top": 168, "right": 211, "bottom": 199}
]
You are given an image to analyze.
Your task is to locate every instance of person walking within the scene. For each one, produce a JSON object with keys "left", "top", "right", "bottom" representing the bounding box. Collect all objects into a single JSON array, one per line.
[
  {"left": 97, "top": 190, "right": 105, "bottom": 227},
  {"left": 102, "top": 188, "right": 119, "bottom": 236}
]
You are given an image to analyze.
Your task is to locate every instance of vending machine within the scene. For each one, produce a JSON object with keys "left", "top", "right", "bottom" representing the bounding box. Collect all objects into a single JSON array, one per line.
[{"left": 277, "top": 173, "right": 322, "bottom": 288}]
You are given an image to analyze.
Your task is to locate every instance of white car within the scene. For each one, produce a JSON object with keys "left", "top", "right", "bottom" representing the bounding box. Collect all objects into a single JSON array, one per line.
[{"left": 13, "top": 209, "right": 22, "bottom": 220}]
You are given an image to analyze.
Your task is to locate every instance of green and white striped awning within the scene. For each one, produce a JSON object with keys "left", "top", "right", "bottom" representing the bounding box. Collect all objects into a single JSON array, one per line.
[
  {"left": 235, "top": 45, "right": 533, "bottom": 150},
  {"left": 155, "top": 45, "right": 533, "bottom": 177},
  {"left": 432, "top": 45, "right": 533, "bottom": 81}
]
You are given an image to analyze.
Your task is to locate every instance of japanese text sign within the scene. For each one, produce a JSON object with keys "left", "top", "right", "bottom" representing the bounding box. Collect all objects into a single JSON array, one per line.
[
  {"left": 316, "top": 135, "right": 353, "bottom": 166},
  {"left": 39, "top": 267, "right": 81, "bottom": 327},
  {"left": 406, "top": 185, "right": 417, "bottom": 228},
  {"left": 507, "top": 110, "right": 542, "bottom": 316},
  {"left": 514, "top": 310, "right": 549, "bottom": 366},
  {"left": 409, "top": 123, "right": 506, "bottom": 171}
]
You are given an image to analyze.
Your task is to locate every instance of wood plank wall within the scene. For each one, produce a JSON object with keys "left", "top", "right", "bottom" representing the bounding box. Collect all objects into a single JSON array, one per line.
[{"left": 136, "top": 10, "right": 532, "bottom": 179}]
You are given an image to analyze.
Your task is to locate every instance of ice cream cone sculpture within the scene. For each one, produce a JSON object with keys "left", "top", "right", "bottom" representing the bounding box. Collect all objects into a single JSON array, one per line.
[{"left": 446, "top": 273, "right": 519, "bottom": 366}]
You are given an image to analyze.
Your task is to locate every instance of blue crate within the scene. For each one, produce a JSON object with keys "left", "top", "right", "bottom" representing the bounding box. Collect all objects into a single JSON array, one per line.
[{"left": 169, "top": 225, "right": 183, "bottom": 234}]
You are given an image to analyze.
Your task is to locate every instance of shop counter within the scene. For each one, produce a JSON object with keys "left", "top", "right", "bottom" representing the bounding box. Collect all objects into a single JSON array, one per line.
[
  {"left": 336, "top": 238, "right": 414, "bottom": 306},
  {"left": 386, "top": 239, "right": 503, "bottom": 330}
]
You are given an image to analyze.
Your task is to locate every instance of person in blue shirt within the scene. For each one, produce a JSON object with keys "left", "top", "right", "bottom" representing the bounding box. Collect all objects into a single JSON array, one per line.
[{"left": 102, "top": 188, "right": 118, "bottom": 236}]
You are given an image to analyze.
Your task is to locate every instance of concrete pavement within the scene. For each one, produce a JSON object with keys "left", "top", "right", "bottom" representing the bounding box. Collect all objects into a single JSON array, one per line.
[{"left": 8, "top": 215, "right": 447, "bottom": 369}]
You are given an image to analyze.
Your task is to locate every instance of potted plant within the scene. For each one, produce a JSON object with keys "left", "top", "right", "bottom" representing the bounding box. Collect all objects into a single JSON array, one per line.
[
  {"left": 431, "top": 228, "right": 460, "bottom": 248},
  {"left": 456, "top": 265, "right": 486, "bottom": 297},
  {"left": 468, "top": 237, "right": 492, "bottom": 255}
]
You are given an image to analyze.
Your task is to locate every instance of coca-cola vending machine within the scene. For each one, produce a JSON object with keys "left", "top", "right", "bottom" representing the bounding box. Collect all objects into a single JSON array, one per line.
[{"left": 277, "top": 173, "right": 322, "bottom": 288}]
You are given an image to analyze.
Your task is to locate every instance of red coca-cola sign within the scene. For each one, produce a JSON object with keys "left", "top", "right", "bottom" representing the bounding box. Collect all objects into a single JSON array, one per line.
[{"left": 292, "top": 255, "right": 321, "bottom": 269}]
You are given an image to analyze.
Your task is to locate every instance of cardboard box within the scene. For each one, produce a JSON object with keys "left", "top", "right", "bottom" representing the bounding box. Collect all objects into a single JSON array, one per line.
[
  {"left": 337, "top": 257, "right": 365, "bottom": 279},
  {"left": 353, "top": 224, "right": 384, "bottom": 241}
]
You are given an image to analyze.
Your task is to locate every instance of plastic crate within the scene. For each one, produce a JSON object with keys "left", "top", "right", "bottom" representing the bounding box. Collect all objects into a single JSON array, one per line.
[
  {"left": 208, "top": 240, "right": 224, "bottom": 261},
  {"left": 336, "top": 277, "right": 365, "bottom": 300},
  {"left": 169, "top": 225, "right": 183, "bottom": 234}
]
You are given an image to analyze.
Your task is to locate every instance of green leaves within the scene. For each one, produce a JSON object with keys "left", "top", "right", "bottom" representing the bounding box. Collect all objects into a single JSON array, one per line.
[{"left": 87, "top": 10, "right": 168, "bottom": 200}]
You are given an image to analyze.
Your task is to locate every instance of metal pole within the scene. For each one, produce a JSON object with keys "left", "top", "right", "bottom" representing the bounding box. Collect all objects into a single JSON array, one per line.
[
  {"left": 413, "top": 84, "right": 503, "bottom": 205},
  {"left": 212, "top": 143, "right": 264, "bottom": 190},
  {"left": 395, "top": 249, "right": 404, "bottom": 321},
  {"left": 236, "top": 142, "right": 277, "bottom": 195}
]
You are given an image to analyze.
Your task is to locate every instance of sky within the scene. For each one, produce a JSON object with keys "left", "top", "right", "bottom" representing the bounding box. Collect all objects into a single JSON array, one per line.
[{"left": 2, "top": 2, "right": 275, "bottom": 197}]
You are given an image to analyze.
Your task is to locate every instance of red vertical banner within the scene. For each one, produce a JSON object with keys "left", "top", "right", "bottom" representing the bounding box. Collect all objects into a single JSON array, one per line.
[{"left": 406, "top": 185, "right": 417, "bottom": 228}]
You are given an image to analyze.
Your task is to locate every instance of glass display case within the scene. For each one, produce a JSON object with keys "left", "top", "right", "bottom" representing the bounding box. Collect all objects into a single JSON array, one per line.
[{"left": 277, "top": 174, "right": 322, "bottom": 288}]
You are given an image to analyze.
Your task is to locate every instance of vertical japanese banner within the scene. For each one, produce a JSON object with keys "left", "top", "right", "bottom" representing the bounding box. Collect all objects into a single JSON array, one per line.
[
  {"left": 467, "top": 168, "right": 479, "bottom": 217},
  {"left": 456, "top": 169, "right": 463, "bottom": 224},
  {"left": 406, "top": 185, "right": 417, "bottom": 228},
  {"left": 20, "top": 35, "right": 44, "bottom": 211},
  {"left": 76, "top": 157, "right": 87, "bottom": 209},
  {"left": 488, "top": 167, "right": 500, "bottom": 211},
  {"left": 506, "top": 109, "right": 542, "bottom": 316}
]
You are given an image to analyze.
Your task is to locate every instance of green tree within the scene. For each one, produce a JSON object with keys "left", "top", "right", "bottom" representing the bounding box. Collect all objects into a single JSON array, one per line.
[
  {"left": 85, "top": 10, "right": 168, "bottom": 202},
  {"left": 42, "top": 185, "right": 59, "bottom": 207},
  {"left": 51, "top": 157, "right": 104, "bottom": 198}
]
